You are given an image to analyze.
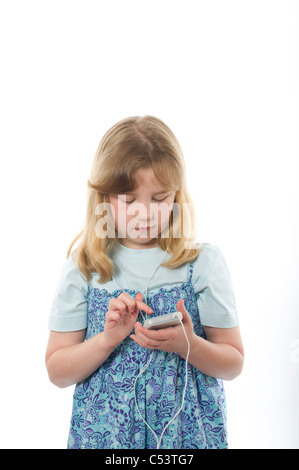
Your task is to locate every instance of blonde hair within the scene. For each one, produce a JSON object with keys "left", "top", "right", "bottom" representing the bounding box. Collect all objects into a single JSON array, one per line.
[{"left": 67, "top": 116, "right": 200, "bottom": 283}]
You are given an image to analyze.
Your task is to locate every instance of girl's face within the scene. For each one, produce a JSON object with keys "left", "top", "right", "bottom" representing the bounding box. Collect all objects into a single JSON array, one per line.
[{"left": 109, "top": 167, "right": 176, "bottom": 249}]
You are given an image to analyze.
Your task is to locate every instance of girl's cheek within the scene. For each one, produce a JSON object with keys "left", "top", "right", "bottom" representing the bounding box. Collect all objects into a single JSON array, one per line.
[
  {"left": 156, "top": 203, "right": 173, "bottom": 232},
  {"left": 114, "top": 201, "right": 129, "bottom": 236}
]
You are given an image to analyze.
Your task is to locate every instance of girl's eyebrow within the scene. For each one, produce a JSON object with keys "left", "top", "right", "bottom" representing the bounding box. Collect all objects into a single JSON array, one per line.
[{"left": 152, "top": 191, "right": 170, "bottom": 196}]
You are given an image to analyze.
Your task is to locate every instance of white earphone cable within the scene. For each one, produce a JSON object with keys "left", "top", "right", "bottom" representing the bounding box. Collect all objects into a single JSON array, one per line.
[
  {"left": 133, "top": 317, "right": 190, "bottom": 449},
  {"left": 112, "top": 243, "right": 190, "bottom": 449}
]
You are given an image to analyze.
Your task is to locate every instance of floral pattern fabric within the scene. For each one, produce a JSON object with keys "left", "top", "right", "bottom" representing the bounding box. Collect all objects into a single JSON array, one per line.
[{"left": 67, "top": 261, "right": 228, "bottom": 449}]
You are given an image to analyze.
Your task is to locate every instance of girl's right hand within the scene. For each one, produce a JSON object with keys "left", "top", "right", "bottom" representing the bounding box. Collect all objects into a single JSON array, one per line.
[{"left": 103, "top": 292, "right": 153, "bottom": 350}]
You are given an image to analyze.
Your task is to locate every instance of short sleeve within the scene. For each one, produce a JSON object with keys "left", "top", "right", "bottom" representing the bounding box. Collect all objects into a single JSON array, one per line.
[
  {"left": 193, "top": 244, "right": 238, "bottom": 328},
  {"left": 48, "top": 254, "right": 88, "bottom": 332}
]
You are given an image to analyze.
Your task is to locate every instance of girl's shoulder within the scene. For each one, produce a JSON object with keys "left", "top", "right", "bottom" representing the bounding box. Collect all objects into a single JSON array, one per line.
[
  {"left": 193, "top": 241, "right": 222, "bottom": 268},
  {"left": 192, "top": 242, "right": 233, "bottom": 291},
  {"left": 57, "top": 251, "right": 88, "bottom": 293},
  {"left": 48, "top": 252, "right": 89, "bottom": 332},
  {"left": 192, "top": 242, "right": 238, "bottom": 327}
]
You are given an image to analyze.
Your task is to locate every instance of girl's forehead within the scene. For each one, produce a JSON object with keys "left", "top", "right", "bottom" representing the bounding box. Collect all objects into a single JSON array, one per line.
[
  {"left": 131, "top": 167, "right": 172, "bottom": 192},
  {"left": 103, "top": 160, "right": 180, "bottom": 196},
  {"left": 133, "top": 167, "right": 159, "bottom": 185}
]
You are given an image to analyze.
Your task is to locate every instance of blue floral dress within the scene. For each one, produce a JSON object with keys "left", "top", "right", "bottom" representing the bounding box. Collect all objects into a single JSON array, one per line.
[{"left": 67, "top": 261, "right": 228, "bottom": 449}]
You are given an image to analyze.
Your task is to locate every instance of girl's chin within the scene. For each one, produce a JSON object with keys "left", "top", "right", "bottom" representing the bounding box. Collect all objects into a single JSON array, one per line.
[{"left": 121, "top": 227, "right": 159, "bottom": 238}]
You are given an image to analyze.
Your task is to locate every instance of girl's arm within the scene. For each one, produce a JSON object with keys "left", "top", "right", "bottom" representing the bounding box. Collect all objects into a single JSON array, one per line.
[
  {"left": 45, "top": 329, "right": 115, "bottom": 388},
  {"left": 131, "top": 299, "right": 244, "bottom": 381},
  {"left": 46, "top": 292, "right": 153, "bottom": 388},
  {"left": 178, "top": 325, "right": 244, "bottom": 381}
]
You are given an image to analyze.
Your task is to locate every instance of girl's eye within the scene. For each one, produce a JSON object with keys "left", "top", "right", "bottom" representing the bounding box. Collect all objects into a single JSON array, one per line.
[
  {"left": 122, "top": 195, "right": 169, "bottom": 204},
  {"left": 153, "top": 196, "right": 168, "bottom": 202}
]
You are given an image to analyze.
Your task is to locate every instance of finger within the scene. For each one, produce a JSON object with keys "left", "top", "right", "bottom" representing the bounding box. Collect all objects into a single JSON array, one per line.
[
  {"left": 130, "top": 334, "right": 140, "bottom": 345},
  {"left": 117, "top": 292, "right": 153, "bottom": 315},
  {"left": 111, "top": 297, "right": 137, "bottom": 316},
  {"left": 117, "top": 292, "right": 137, "bottom": 313},
  {"left": 110, "top": 298, "right": 127, "bottom": 314},
  {"left": 176, "top": 299, "right": 191, "bottom": 322},
  {"left": 135, "top": 324, "right": 171, "bottom": 348},
  {"left": 134, "top": 292, "right": 143, "bottom": 301},
  {"left": 176, "top": 298, "right": 185, "bottom": 314},
  {"left": 134, "top": 292, "right": 153, "bottom": 314},
  {"left": 135, "top": 300, "right": 153, "bottom": 314},
  {"left": 136, "top": 323, "right": 173, "bottom": 341},
  {"left": 108, "top": 311, "right": 120, "bottom": 322},
  {"left": 130, "top": 334, "right": 150, "bottom": 350},
  {"left": 132, "top": 331, "right": 157, "bottom": 349}
]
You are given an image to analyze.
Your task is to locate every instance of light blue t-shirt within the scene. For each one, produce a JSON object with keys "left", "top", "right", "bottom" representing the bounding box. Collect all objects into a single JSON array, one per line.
[{"left": 48, "top": 242, "right": 238, "bottom": 332}]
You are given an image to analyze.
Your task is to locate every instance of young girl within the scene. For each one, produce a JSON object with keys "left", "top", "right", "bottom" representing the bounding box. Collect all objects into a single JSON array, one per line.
[{"left": 46, "top": 116, "right": 244, "bottom": 449}]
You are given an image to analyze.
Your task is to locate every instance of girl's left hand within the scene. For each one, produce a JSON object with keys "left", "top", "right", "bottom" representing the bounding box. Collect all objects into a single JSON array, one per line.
[{"left": 130, "top": 299, "right": 195, "bottom": 357}]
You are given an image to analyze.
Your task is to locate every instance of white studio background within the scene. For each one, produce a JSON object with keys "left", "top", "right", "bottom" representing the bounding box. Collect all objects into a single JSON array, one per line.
[{"left": 0, "top": 0, "right": 298, "bottom": 449}]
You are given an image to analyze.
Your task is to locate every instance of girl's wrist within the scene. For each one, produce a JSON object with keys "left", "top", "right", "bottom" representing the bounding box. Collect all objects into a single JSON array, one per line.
[
  {"left": 178, "top": 331, "right": 199, "bottom": 360},
  {"left": 98, "top": 331, "right": 117, "bottom": 355}
]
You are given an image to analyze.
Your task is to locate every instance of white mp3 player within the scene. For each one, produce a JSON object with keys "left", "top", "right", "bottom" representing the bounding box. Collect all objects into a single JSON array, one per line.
[{"left": 143, "top": 312, "right": 183, "bottom": 330}]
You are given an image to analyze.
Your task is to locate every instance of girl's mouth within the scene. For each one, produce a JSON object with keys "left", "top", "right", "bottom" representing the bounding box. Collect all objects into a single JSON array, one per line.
[{"left": 135, "top": 226, "right": 155, "bottom": 231}]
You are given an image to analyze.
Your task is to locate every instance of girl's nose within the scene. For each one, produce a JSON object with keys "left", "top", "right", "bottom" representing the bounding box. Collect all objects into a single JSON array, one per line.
[{"left": 131, "top": 202, "right": 154, "bottom": 221}]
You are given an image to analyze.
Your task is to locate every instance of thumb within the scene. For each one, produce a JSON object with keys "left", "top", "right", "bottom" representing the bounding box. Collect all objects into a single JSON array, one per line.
[{"left": 176, "top": 299, "right": 191, "bottom": 323}]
